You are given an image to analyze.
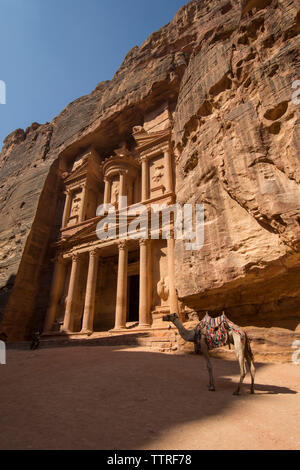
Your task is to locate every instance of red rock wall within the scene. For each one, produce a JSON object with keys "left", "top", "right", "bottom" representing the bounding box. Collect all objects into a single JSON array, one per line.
[
  {"left": 173, "top": 0, "right": 300, "bottom": 331},
  {"left": 0, "top": 0, "right": 299, "bottom": 341}
]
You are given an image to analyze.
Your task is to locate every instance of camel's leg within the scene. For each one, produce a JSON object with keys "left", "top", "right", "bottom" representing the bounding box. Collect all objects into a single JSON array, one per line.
[
  {"left": 245, "top": 354, "right": 255, "bottom": 394},
  {"left": 245, "top": 338, "right": 255, "bottom": 394},
  {"left": 232, "top": 333, "right": 247, "bottom": 396},
  {"left": 201, "top": 336, "right": 215, "bottom": 392}
]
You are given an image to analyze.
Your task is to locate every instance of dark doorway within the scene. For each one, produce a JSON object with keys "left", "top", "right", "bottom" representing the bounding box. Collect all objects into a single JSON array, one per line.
[{"left": 127, "top": 275, "right": 140, "bottom": 322}]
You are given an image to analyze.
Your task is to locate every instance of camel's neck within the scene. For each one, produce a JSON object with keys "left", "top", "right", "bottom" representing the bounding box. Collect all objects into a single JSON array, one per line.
[{"left": 173, "top": 318, "right": 195, "bottom": 342}]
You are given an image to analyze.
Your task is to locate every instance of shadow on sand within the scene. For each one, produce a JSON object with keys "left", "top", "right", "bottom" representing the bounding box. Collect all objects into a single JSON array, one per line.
[{"left": 0, "top": 344, "right": 298, "bottom": 450}]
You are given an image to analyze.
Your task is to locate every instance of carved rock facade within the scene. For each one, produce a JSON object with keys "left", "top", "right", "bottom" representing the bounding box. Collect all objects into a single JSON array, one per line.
[{"left": 0, "top": 0, "right": 299, "bottom": 356}]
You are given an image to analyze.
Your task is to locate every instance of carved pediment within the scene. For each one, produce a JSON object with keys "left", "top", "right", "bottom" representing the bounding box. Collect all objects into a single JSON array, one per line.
[
  {"left": 63, "top": 148, "right": 102, "bottom": 186},
  {"left": 60, "top": 219, "right": 99, "bottom": 245},
  {"left": 63, "top": 161, "right": 88, "bottom": 185},
  {"left": 133, "top": 128, "right": 170, "bottom": 152}
]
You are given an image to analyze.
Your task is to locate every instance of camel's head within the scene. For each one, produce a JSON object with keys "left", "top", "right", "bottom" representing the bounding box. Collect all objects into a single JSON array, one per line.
[{"left": 162, "top": 313, "right": 179, "bottom": 323}]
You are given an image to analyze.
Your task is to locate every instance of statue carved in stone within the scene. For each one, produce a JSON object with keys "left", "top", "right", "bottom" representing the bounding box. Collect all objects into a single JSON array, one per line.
[
  {"left": 71, "top": 203, "right": 80, "bottom": 215},
  {"left": 152, "top": 164, "right": 164, "bottom": 183},
  {"left": 111, "top": 183, "right": 119, "bottom": 209},
  {"left": 70, "top": 194, "right": 81, "bottom": 216},
  {"left": 157, "top": 277, "right": 169, "bottom": 302}
]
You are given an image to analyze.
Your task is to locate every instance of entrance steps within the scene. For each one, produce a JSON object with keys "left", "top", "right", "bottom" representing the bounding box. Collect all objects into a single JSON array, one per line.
[{"left": 34, "top": 325, "right": 180, "bottom": 353}]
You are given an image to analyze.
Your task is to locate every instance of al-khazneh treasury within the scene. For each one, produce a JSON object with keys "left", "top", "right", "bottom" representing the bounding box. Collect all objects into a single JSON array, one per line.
[{"left": 0, "top": 0, "right": 300, "bottom": 357}]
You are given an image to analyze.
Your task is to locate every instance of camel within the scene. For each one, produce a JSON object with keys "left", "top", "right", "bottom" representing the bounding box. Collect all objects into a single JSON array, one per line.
[{"left": 163, "top": 312, "right": 255, "bottom": 395}]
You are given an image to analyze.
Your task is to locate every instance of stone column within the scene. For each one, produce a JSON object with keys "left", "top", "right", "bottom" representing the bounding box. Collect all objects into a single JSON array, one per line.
[
  {"left": 103, "top": 178, "right": 111, "bottom": 205},
  {"left": 164, "top": 149, "right": 173, "bottom": 193},
  {"left": 134, "top": 178, "right": 140, "bottom": 204},
  {"left": 127, "top": 177, "right": 133, "bottom": 206},
  {"left": 81, "top": 249, "right": 99, "bottom": 335},
  {"left": 140, "top": 156, "right": 149, "bottom": 201},
  {"left": 63, "top": 252, "right": 80, "bottom": 333},
  {"left": 147, "top": 240, "right": 152, "bottom": 321},
  {"left": 139, "top": 239, "right": 151, "bottom": 328},
  {"left": 167, "top": 237, "right": 179, "bottom": 316},
  {"left": 79, "top": 184, "right": 87, "bottom": 223},
  {"left": 114, "top": 240, "right": 128, "bottom": 329},
  {"left": 119, "top": 170, "right": 127, "bottom": 210},
  {"left": 43, "top": 255, "right": 66, "bottom": 333},
  {"left": 62, "top": 190, "right": 72, "bottom": 228}
]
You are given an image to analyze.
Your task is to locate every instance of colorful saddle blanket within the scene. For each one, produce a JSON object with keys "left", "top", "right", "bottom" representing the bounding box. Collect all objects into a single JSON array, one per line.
[{"left": 194, "top": 313, "right": 245, "bottom": 353}]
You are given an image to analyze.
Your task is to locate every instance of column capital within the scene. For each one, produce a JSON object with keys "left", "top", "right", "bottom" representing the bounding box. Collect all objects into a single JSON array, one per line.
[
  {"left": 72, "top": 252, "right": 80, "bottom": 262},
  {"left": 139, "top": 155, "right": 148, "bottom": 165},
  {"left": 119, "top": 169, "right": 128, "bottom": 177},
  {"left": 89, "top": 249, "right": 99, "bottom": 259},
  {"left": 118, "top": 239, "right": 128, "bottom": 251},
  {"left": 64, "top": 189, "right": 72, "bottom": 197},
  {"left": 53, "top": 253, "right": 64, "bottom": 264},
  {"left": 139, "top": 238, "right": 149, "bottom": 247}
]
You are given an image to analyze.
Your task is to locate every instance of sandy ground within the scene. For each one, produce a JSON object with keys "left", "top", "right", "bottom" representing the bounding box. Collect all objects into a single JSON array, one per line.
[{"left": 0, "top": 345, "right": 299, "bottom": 450}]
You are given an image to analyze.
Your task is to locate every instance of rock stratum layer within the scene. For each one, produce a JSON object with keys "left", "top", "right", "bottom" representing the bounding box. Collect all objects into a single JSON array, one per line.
[{"left": 0, "top": 0, "right": 300, "bottom": 352}]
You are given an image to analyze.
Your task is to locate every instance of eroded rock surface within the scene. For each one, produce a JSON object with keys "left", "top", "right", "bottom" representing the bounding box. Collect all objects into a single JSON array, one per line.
[
  {"left": 173, "top": 0, "right": 300, "bottom": 331},
  {"left": 0, "top": 0, "right": 299, "bottom": 344}
]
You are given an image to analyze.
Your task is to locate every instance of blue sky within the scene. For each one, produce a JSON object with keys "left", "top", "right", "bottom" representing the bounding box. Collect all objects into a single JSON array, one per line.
[{"left": 0, "top": 0, "right": 187, "bottom": 148}]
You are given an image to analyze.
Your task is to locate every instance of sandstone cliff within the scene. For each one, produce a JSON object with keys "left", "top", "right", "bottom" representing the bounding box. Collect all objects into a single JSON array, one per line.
[
  {"left": 0, "top": 0, "right": 299, "bottom": 342},
  {"left": 173, "top": 0, "right": 300, "bottom": 332}
]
